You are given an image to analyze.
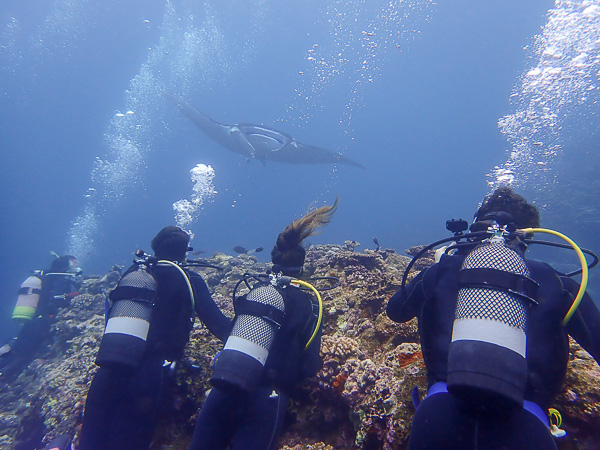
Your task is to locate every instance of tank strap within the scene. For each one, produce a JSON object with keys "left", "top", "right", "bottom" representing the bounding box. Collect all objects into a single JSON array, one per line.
[
  {"left": 459, "top": 268, "right": 539, "bottom": 304},
  {"left": 18, "top": 287, "right": 42, "bottom": 296},
  {"left": 110, "top": 285, "right": 156, "bottom": 302},
  {"left": 235, "top": 297, "right": 285, "bottom": 327}
]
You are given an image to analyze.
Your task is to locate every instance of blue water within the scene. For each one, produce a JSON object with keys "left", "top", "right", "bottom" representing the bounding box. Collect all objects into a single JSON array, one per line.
[{"left": 1, "top": 0, "right": 598, "bottom": 343}]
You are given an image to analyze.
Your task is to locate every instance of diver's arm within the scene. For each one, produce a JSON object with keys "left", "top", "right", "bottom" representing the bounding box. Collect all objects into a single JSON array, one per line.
[
  {"left": 190, "top": 274, "right": 233, "bottom": 341},
  {"left": 386, "top": 267, "right": 431, "bottom": 323},
  {"left": 562, "top": 276, "right": 600, "bottom": 364}
]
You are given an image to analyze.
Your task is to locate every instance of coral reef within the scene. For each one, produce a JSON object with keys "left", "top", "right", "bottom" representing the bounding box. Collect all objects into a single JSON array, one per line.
[{"left": 0, "top": 244, "right": 598, "bottom": 449}]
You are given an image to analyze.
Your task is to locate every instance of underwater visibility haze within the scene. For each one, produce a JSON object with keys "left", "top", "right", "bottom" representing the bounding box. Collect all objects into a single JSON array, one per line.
[
  {"left": 0, "top": 0, "right": 600, "bottom": 348},
  {"left": 1, "top": 0, "right": 599, "bottom": 416}
]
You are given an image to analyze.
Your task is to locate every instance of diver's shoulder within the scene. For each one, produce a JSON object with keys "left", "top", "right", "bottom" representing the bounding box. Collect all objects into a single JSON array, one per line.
[
  {"left": 287, "top": 284, "right": 312, "bottom": 297},
  {"left": 524, "top": 258, "right": 557, "bottom": 272}
]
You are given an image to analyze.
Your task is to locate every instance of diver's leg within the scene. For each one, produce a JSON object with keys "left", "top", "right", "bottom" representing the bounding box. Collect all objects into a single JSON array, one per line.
[
  {"left": 106, "top": 359, "right": 164, "bottom": 449},
  {"left": 0, "top": 319, "right": 45, "bottom": 379},
  {"left": 479, "top": 407, "right": 557, "bottom": 450},
  {"left": 189, "top": 386, "right": 243, "bottom": 450},
  {"left": 408, "top": 392, "right": 476, "bottom": 450},
  {"left": 79, "top": 367, "right": 130, "bottom": 450},
  {"left": 230, "top": 386, "right": 288, "bottom": 450},
  {"left": 409, "top": 392, "right": 558, "bottom": 450}
]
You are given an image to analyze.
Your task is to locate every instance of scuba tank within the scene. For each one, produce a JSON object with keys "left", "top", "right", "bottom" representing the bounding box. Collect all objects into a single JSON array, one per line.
[
  {"left": 12, "top": 275, "right": 43, "bottom": 321},
  {"left": 95, "top": 262, "right": 157, "bottom": 369},
  {"left": 11, "top": 266, "right": 81, "bottom": 322},
  {"left": 211, "top": 280, "right": 286, "bottom": 393},
  {"left": 402, "top": 216, "right": 596, "bottom": 409},
  {"left": 447, "top": 230, "right": 539, "bottom": 408}
]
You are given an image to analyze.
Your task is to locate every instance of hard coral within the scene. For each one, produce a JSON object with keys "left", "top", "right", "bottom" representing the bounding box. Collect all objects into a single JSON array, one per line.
[
  {"left": 321, "top": 335, "right": 361, "bottom": 360},
  {"left": 1, "top": 244, "right": 599, "bottom": 450}
]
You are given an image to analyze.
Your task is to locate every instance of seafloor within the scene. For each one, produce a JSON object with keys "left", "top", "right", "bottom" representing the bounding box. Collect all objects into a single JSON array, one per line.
[{"left": 1, "top": 242, "right": 598, "bottom": 449}]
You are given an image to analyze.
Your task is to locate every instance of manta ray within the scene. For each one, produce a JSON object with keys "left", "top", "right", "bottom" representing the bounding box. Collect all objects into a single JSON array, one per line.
[{"left": 167, "top": 95, "right": 364, "bottom": 168}]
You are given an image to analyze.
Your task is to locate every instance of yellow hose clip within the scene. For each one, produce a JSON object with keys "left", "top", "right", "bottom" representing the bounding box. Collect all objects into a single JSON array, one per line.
[
  {"left": 291, "top": 279, "right": 323, "bottom": 351},
  {"left": 548, "top": 408, "right": 566, "bottom": 438},
  {"left": 520, "top": 228, "right": 588, "bottom": 325}
]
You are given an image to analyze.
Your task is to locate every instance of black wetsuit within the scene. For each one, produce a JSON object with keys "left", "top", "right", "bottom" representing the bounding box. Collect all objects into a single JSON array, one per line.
[
  {"left": 386, "top": 248, "right": 600, "bottom": 450},
  {"left": 189, "top": 285, "right": 322, "bottom": 450},
  {"left": 80, "top": 264, "right": 231, "bottom": 450},
  {"left": 0, "top": 273, "right": 78, "bottom": 380}
]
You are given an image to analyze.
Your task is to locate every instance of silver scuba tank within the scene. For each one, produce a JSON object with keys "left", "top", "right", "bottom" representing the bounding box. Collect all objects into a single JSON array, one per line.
[
  {"left": 12, "top": 276, "right": 43, "bottom": 321},
  {"left": 211, "top": 284, "right": 286, "bottom": 393},
  {"left": 447, "top": 239, "right": 536, "bottom": 408},
  {"left": 95, "top": 266, "right": 157, "bottom": 369}
]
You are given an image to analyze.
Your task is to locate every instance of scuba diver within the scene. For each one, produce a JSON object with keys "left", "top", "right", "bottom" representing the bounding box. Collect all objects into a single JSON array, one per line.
[
  {"left": 189, "top": 199, "right": 338, "bottom": 450},
  {"left": 0, "top": 255, "right": 81, "bottom": 381},
  {"left": 386, "top": 187, "right": 600, "bottom": 449},
  {"left": 79, "top": 226, "right": 232, "bottom": 450}
]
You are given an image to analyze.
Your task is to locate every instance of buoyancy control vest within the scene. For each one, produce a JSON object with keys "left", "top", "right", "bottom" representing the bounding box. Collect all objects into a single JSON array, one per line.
[
  {"left": 211, "top": 283, "right": 286, "bottom": 393},
  {"left": 447, "top": 237, "right": 539, "bottom": 408},
  {"left": 95, "top": 265, "right": 157, "bottom": 369},
  {"left": 263, "top": 287, "right": 321, "bottom": 391}
]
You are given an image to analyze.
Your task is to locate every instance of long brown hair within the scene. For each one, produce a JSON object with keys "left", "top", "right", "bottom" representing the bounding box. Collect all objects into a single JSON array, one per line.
[{"left": 271, "top": 198, "right": 338, "bottom": 268}]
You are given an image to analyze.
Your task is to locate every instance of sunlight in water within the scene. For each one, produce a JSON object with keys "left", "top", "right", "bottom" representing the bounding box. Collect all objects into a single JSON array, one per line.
[
  {"left": 66, "top": 1, "right": 239, "bottom": 261},
  {"left": 284, "top": 0, "right": 436, "bottom": 131},
  {"left": 490, "top": 1, "right": 600, "bottom": 197}
]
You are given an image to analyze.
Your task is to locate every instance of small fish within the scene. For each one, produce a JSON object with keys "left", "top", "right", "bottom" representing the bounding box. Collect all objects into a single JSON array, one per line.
[
  {"left": 233, "top": 246, "right": 264, "bottom": 254},
  {"left": 373, "top": 237, "right": 380, "bottom": 251},
  {"left": 191, "top": 249, "right": 206, "bottom": 256}
]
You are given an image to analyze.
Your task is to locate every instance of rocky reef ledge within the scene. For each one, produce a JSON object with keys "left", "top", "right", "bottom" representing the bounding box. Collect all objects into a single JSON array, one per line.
[{"left": 1, "top": 242, "right": 598, "bottom": 449}]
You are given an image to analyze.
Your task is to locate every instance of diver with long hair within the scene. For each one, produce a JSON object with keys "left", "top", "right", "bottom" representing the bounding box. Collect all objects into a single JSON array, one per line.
[{"left": 189, "top": 198, "right": 338, "bottom": 450}]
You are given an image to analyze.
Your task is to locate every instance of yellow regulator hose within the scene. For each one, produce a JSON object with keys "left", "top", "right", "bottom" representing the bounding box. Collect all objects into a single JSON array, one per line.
[
  {"left": 159, "top": 260, "right": 196, "bottom": 312},
  {"left": 292, "top": 279, "right": 323, "bottom": 351},
  {"left": 521, "top": 228, "right": 588, "bottom": 325}
]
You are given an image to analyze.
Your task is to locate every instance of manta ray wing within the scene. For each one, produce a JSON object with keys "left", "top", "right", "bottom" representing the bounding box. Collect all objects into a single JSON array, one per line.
[
  {"left": 167, "top": 94, "right": 254, "bottom": 158},
  {"left": 168, "top": 95, "right": 364, "bottom": 167},
  {"left": 268, "top": 141, "right": 365, "bottom": 168}
]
